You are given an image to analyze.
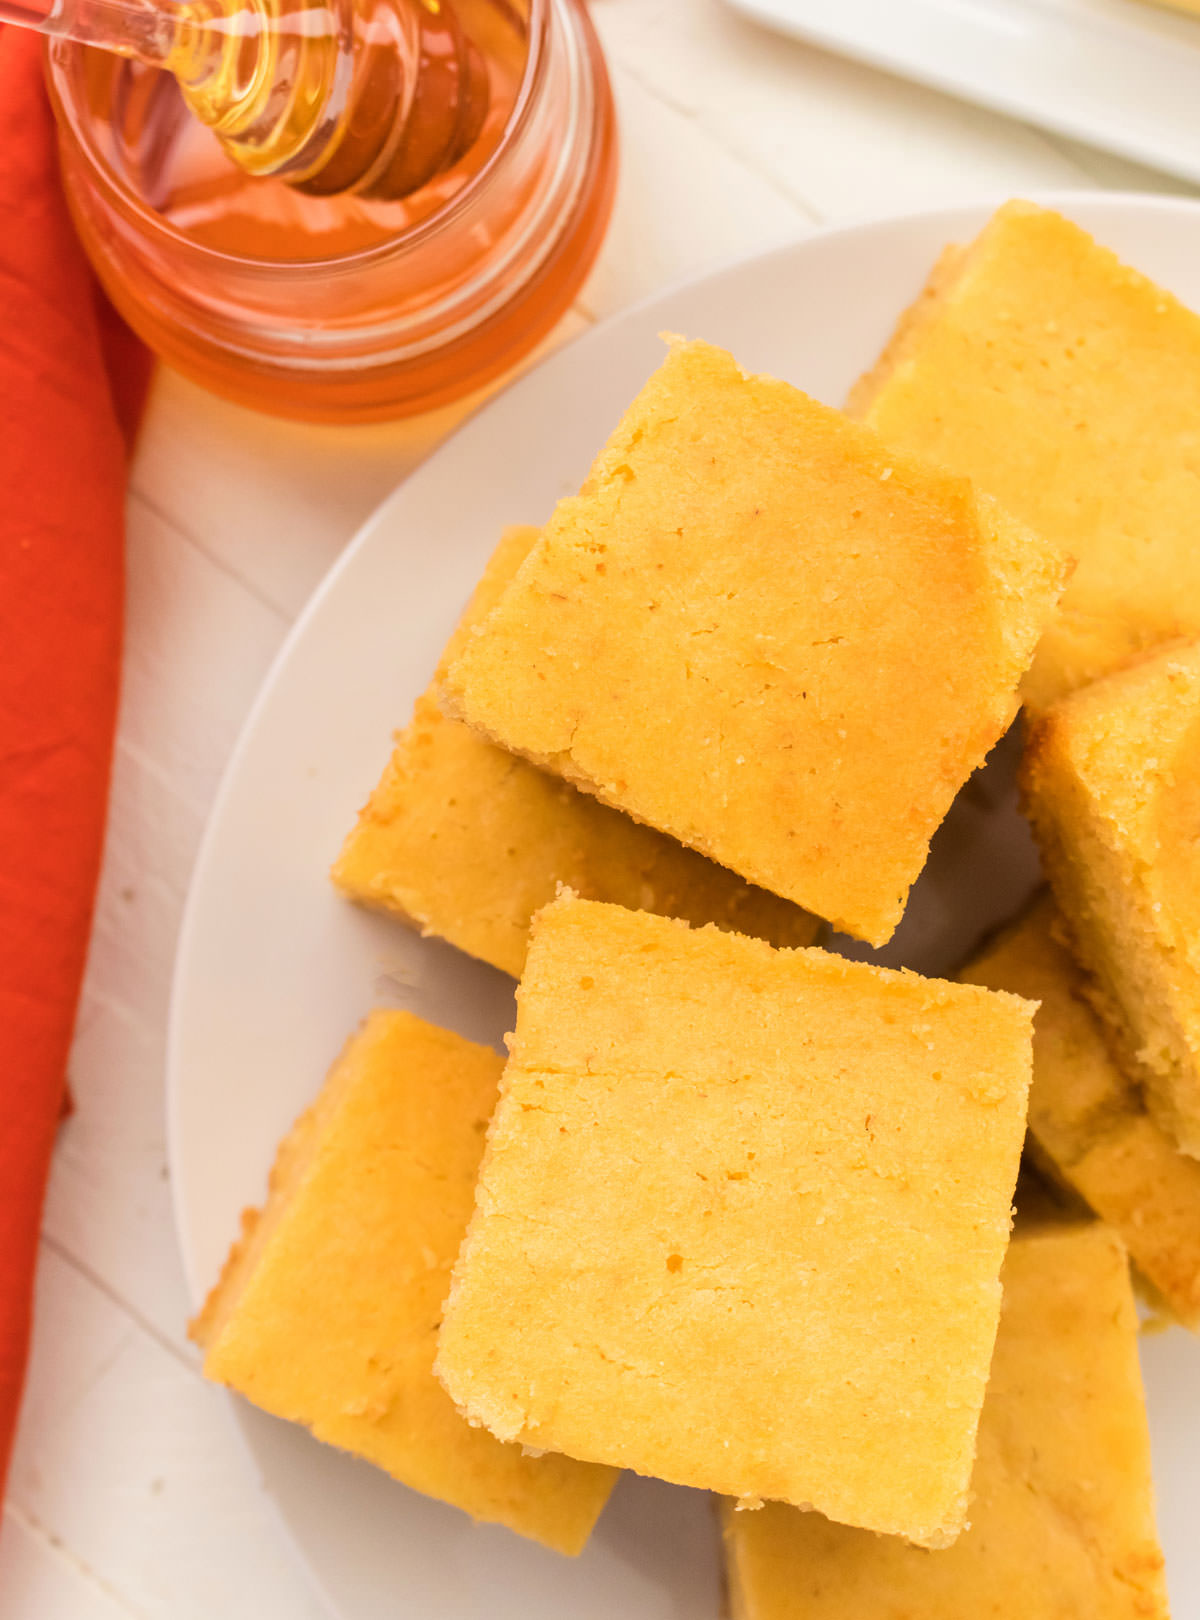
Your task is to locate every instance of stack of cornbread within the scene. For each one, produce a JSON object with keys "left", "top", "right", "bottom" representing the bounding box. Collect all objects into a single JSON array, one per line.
[{"left": 192, "top": 201, "right": 1200, "bottom": 1614}]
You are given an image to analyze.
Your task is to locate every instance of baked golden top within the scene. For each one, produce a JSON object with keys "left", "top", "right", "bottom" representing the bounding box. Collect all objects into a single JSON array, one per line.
[
  {"left": 964, "top": 893, "right": 1200, "bottom": 1328},
  {"left": 190, "top": 1009, "right": 616, "bottom": 1554},
  {"left": 721, "top": 1223, "right": 1168, "bottom": 1619},
  {"left": 441, "top": 338, "right": 1063, "bottom": 947},
  {"left": 435, "top": 896, "right": 1034, "bottom": 1546},
  {"left": 853, "top": 198, "right": 1200, "bottom": 708},
  {"left": 334, "top": 525, "right": 816, "bottom": 977},
  {"left": 1022, "top": 639, "right": 1200, "bottom": 1157}
]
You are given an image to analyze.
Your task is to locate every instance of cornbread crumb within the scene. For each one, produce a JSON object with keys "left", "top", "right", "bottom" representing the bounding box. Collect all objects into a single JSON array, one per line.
[
  {"left": 435, "top": 897, "right": 1034, "bottom": 1545},
  {"left": 190, "top": 1009, "right": 616, "bottom": 1554}
]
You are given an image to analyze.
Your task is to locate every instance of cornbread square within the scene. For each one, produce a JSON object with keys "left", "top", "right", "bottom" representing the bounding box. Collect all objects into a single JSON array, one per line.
[
  {"left": 852, "top": 198, "right": 1200, "bottom": 709},
  {"left": 963, "top": 894, "right": 1200, "bottom": 1328},
  {"left": 1022, "top": 639, "right": 1200, "bottom": 1159},
  {"left": 435, "top": 897, "right": 1035, "bottom": 1545},
  {"left": 333, "top": 525, "right": 816, "bottom": 978},
  {"left": 189, "top": 1009, "right": 616, "bottom": 1554},
  {"left": 441, "top": 338, "right": 1064, "bottom": 946},
  {"left": 720, "top": 1223, "right": 1168, "bottom": 1620}
]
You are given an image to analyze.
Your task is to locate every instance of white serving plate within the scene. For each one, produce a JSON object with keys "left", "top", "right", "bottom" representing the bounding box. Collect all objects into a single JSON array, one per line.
[
  {"left": 168, "top": 193, "right": 1200, "bottom": 1619},
  {"left": 726, "top": 0, "right": 1200, "bottom": 189}
]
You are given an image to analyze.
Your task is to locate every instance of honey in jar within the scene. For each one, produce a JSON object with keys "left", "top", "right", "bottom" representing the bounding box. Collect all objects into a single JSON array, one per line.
[{"left": 43, "top": 0, "right": 616, "bottom": 419}]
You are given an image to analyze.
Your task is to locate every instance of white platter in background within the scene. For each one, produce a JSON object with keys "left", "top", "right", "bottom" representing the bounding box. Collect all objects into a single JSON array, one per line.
[
  {"left": 168, "top": 193, "right": 1200, "bottom": 1619},
  {"left": 726, "top": 0, "right": 1200, "bottom": 188}
]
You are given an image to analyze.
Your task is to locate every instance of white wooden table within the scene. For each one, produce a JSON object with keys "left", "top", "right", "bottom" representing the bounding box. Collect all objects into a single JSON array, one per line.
[{"left": 1, "top": 3, "right": 1192, "bottom": 1613}]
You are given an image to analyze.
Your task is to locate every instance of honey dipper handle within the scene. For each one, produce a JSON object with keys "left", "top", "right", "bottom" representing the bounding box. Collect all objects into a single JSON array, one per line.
[{"left": 0, "top": 0, "right": 178, "bottom": 66}]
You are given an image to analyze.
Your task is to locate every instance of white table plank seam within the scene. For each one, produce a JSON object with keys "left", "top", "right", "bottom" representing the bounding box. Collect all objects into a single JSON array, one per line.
[
  {"left": 67, "top": 976, "right": 159, "bottom": 1048},
  {"left": 112, "top": 732, "right": 226, "bottom": 823},
  {"left": 37, "top": 1233, "right": 197, "bottom": 1376},
  {"left": 4, "top": 1502, "right": 146, "bottom": 1620},
  {"left": 605, "top": 49, "right": 826, "bottom": 225},
  {"left": 127, "top": 489, "right": 294, "bottom": 629},
  {"left": 8, "top": 1245, "right": 332, "bottom": 1620}
]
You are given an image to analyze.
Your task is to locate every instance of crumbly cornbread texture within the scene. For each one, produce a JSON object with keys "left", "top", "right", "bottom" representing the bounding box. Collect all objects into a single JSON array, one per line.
[
  {"left": 333, "top": 525, "right": 816, "bottom": 977},
  {"left": 963, "top": 894, "right": 1200, "bottom": 1328},
  {"left": 434, "top": 897, "right": 1034, "bottom": 1545},
  {"left": 1022, "top": 640, "right": 1200, "bottom": 1161},
  {"left": 189, "top": 1009, "right": 616, "bottom": 1554},
  {"left": 440, "top": 339, "right": 1063, "bottom": 947},
  {"left": 720, "top": 1223, "right": 1168, "bottom": 1620},
  {"left": 851, "top": 199, "right": 1200, "bottom": 709}
]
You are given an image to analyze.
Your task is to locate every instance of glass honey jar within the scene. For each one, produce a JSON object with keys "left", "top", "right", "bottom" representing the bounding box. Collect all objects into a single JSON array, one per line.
[{"left": 45, "top": 0, "right": 617, "bottom": 421}]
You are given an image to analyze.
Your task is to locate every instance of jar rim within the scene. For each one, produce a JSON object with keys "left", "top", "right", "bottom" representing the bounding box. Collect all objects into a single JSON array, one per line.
[{"left": 45, "top": 0, "right": 549, "bottom": 275}]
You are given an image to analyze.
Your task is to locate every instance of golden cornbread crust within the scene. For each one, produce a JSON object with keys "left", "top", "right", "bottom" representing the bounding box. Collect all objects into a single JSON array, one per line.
[
  {"left": 190, "top": 1009, "right": 616, "bottom": 1554},
  {"left": 441, "top": 339, "right": 1063, "bottom": 946},
  {"left": 852, "top": 198, "right": 1200, "bottom": 709},
  {"left": 333, "top": 525, "right": 818, "bottom": 977},
  {"left": 435, "top": 897, "right": 1035, "bottom": 1546},
  {"left": 1022, "top": 641, "right": 1200, "bottom": 1161},
  {"left": 963, "top": 894, "right": 1200, "bottom": 1328},
  {"left": 720, "top": 1223, "right": 1169, "bottom": 1620}
]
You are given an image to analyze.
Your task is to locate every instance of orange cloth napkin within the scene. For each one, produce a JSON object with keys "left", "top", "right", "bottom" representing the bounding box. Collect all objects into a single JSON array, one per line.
[{"left": 0, "top": 27, "right": 150, "bottom": 1501}]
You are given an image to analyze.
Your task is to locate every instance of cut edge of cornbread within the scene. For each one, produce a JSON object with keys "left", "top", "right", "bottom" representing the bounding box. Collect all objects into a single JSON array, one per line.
[
  {"left": 963, "top": 892, "right": 1200, "bottom": 1329},
  {"left": 1025, "top": 760, "right": 1200, "bottom": 1160},
  {"left": 1021, "top": 644, "right": 1200, "bottom": 1160}
]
